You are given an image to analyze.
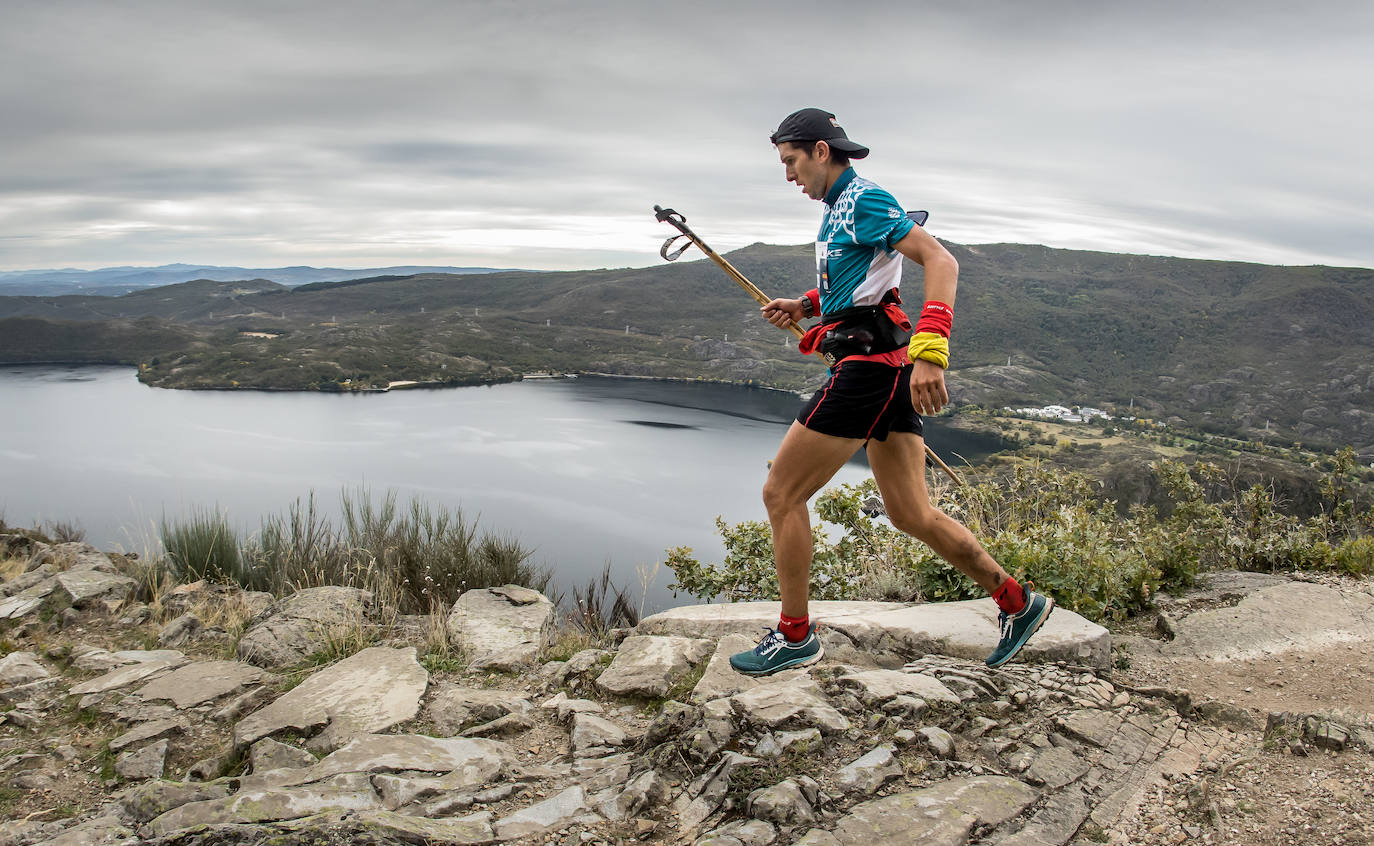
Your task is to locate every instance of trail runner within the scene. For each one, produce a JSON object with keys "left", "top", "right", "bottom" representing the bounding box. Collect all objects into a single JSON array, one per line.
[{"left": 729, "top": 108, "right": 1055, "bottom": 676}]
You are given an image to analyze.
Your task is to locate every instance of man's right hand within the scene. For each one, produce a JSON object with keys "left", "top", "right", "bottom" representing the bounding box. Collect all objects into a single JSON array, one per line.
[{"left": 761, "top": 297, "right": 805, "bottom": 329}]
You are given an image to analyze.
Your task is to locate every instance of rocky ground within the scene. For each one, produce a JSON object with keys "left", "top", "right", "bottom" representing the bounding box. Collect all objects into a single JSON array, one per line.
[
  {"left": 1, "top": 534, "right": 1371, "bottom": 845},
  {"left": 1113, "top": 571, "right": 1374, "bottom": 845}
]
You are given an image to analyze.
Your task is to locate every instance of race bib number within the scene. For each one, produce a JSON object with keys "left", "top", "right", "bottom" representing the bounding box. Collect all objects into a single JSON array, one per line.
[{"left": 815, "top": 241, "right": 830, "bottom": 293}]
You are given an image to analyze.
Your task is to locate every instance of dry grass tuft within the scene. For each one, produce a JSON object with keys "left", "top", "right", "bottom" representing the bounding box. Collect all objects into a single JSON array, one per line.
[
  {"left": 188, "top": 591, "right": 259, "bottom": 644},
  {"left": 0, "top": 556, "right": 26, "bottom": 582},
  {"left": 542, "top": 627, "right": 602, "bottom": 663}
]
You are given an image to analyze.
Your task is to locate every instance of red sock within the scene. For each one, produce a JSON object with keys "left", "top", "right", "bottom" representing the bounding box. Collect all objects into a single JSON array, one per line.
[
  {"left": 993, "top": 577, "right": 1027, "bottom": 615},
  {"left": 778, "top": 612, "right": 810, "bottom": 643}
]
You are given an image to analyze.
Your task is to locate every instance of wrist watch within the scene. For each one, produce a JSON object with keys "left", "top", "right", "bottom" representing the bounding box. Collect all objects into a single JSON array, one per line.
[{"left": 798, "top": 296, "right": 815, "bottom": 318}]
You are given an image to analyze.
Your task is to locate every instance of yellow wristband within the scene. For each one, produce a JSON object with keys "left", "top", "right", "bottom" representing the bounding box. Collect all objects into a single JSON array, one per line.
[{"left": 907, "top": 332, "right": 949, "bottom": 369}]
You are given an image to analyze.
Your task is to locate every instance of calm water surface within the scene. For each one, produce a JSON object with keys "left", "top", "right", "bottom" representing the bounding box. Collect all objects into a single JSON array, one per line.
[{"left": 0, "top": 366, "right": 999, "bottom": 611}]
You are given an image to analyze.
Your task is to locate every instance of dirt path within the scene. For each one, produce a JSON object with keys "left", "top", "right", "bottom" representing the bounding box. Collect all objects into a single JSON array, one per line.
[{"left": 1110, "top": 572, "right": 1374, "bottom": 845}]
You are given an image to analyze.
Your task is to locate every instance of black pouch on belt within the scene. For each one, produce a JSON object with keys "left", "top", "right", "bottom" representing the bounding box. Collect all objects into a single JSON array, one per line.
[{"left": 818, "top": 293, "right": 912, "bottom": 362}]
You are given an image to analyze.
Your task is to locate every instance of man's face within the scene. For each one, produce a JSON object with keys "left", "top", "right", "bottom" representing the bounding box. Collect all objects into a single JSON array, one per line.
[{"left": 778, "top": 141, "right": 829, "bottom": 201}]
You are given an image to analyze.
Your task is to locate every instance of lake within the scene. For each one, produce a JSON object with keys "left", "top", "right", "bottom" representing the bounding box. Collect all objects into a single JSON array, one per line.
[{"left": 0, "top": 366, "right": 1002, "bottom": 612}]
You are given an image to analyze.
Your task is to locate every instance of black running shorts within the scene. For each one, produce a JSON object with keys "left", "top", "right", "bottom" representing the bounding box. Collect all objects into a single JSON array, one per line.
[{"left": 796, "top": 361, "right": 924, "bottom": 442}]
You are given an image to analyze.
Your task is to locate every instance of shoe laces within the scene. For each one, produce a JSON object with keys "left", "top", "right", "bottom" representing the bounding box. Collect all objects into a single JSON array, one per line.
[
  {"left": 997, "top": 611, "right": 1014, "bottom": 642},
  {"left": 753, "top": 627, "right": 787, "bottom": 658}
]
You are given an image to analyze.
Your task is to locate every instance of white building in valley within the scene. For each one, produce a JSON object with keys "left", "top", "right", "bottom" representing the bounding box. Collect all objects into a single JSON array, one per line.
[{"left": 1007, "top": 404, "right": 1113, "bottom": 423}]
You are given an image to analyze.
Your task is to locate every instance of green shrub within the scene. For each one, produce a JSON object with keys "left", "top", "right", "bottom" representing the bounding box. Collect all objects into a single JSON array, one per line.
[
  {"left": 1334, "top": 535, "right": 1374, "bottom": 576},
  {"left": 664, "top": 454, "right": 1372, "bottom": 625},
  {"left": 241, "top": 489, "right": 549, "bottom": 613},
  {"left": 160, "top": 507, "right": 241, "bottom": 583}
]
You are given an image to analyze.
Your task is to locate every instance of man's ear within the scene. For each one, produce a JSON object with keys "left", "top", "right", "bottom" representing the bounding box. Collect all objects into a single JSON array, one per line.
[{"left": 814, "top": 140, "right": 832, "bottom": 163}]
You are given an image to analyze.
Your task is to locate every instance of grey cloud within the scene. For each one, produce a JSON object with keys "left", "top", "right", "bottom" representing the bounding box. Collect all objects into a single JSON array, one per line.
[{"left": 1, "top": 0, "right": 1371, "bottom": 271}]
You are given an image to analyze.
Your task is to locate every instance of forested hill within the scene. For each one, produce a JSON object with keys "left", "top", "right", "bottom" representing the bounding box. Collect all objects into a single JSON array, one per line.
[{"left": 0, "top": 241, "right": 1370, "bottom": 454}]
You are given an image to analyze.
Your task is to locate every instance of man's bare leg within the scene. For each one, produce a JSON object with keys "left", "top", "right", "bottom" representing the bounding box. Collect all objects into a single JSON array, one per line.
[
  {"left": 761, "top": 421, "right": 861, "bottom": 619},
  {"left": 729, "top": 422, "right": 857, "bottom": 676},
  {"left": 865, "top": 430, "right": 1006, "bottom": 592},
  {"left": 867, "top": 430, "right": 1055, "bottom": 667}
]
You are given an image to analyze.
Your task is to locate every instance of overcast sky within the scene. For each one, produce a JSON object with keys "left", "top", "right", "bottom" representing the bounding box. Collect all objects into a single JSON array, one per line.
[{"left": 3, "top": 0, "right": 1372, "bottom": 272}]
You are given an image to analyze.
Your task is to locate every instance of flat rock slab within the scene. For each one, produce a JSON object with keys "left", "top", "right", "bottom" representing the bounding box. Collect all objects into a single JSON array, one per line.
[
  {"left": 73, "top": 648, "right": 185, "bottom": 673},
  {"left": 692, "top": 634, "right": 768, "bottom": 702},
  {"left": 596, "top": 635, "right": 713, "bottom": 698},
  {"left": 495, "top": 785, "right": 598, "bottom": 840},
  {"left": 1188, "top": 570, "right": 1291, "bottom": 601},
  {"left": 837, "top": 668, "right": 961, "bottom": 706},
  {"left": 827, "top": 601, "right": 1108, "bottom": 670},
  {"left": 0, "top": 580, "right": 55, "bottom": 620},
  {"left": 345, "top": 810, "right": 495, "bottom": 845},
  {"left": 234, "top": 646, "right": 427, "bottom": 750},
  {"left": 249, "top": 737, "right": 317, "bottom": 773},
  {"left": 55, "top": 569, "right": 136, "bottom": 608},
  {"left": 835, "top": 744, "right": 903, "bottom": 794},
  {"left": 236, "top": 585, "right": 374, "bottom": 669},
  {"left": 137, "top": 660, "right": 270, "bottom": 708},
  {"left": 371, "top": 760, "right": 505, "bottom": 810},
  {"left": 115, "top": 739, "right": 168, "bottom": 781},
  {"left": 1024, "top": 745, "right": 1091, "bottom": 790},
  {"left": 0, "top": 651, "right": 51, "bottom": 687},
  {"left": 426, "top": 684, "right": 531, "bottom": 735},
  {"left": 0, "top": 569, "right": 52, "bottom": 598},
  {"left": 149, "top": 784, "right": 382, "bottom": 835},
  {"left": 1055, "top": 708, "right": 1123, "bottom": 748},
  {"left": 571, "top": 712, "right": 628, "bottom": 754},
  {"left": 638, "top": 599, "right": 1111, "bottom": 669},
  {"left": 637, "top": 601, "right": 906, "bottom": 640},
  {"left": 110, "top": 718, "right": 187, "bottom": 752},
  {"left": 34, "top": 815, "right": 134, "bottom": 846},
  {"left": 1163, "top": 581, "right": 1374, "bottom": 661},
  {"left": 552, "top": 697, "right": 604, "bottom": 722},
  {"left": 262, "top": 733, "right": 512, "bottom": 790},
  {"left": 118, "top": 779, "right": 234, "bottom": 824},
  {"left": 730, "top": 675, "right": 849, "bottom": 733},
  {"left": 69, "top": 657, "right": 188, "bottom": 696},
  {"left": 828, "top": 776, "right": 1038, "bottom": 845},
  {"left": 446, "top": 585, "right": 555, "bottom": 671}
]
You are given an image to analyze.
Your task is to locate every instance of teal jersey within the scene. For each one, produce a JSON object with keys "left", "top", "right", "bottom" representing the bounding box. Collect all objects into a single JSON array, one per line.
[{"left": 815, "top": 168, "right": 915, "bottom": 314}]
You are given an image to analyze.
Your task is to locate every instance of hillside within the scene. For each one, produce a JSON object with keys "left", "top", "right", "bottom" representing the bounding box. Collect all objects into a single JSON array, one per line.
[
  {"left": 0, "top": 263, "right": 518, "bottom": 296},
  {"left": 0, "top": 242, "right": 1370, "bottom": 454}
]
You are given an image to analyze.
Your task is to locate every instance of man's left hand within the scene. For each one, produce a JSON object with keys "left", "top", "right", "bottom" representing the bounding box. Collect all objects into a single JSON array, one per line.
[{"left": 909, "top": 360, "right": 948, "bottom": 415}]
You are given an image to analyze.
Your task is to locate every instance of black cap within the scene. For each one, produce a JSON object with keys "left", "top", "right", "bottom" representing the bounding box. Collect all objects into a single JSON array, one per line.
[{"left": 769, "top": 108, "right": 870, "bottom": 159}]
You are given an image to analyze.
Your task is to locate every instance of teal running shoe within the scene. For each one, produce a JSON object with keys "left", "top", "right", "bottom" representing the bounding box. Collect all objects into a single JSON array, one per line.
[
  {"left": 729, "top": 623, "right": 824, "bottom": 676},
  {"left": 986, "top": 584, "right": 1055, "bottom": 668}
]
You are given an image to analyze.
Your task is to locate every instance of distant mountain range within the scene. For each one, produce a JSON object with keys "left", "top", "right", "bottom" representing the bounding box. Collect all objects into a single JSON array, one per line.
[
  {"left": 0, "top": 263, "right": 521, "bottom": 296},
  {"left": 1, "top": 243, "right": 1370, "bottom": 455}
]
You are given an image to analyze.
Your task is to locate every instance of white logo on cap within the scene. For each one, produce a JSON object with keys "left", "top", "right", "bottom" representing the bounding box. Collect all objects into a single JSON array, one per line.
[{"left": 829, "top": 117, "right": 839, "bottom": 127}]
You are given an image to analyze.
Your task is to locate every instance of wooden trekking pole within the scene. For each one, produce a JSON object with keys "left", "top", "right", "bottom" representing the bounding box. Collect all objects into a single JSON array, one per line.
[
  {"left": 653, "top": 205, "right": 804, "bottom": 340},
  {"left": 653, "top": 205, "right": 963, "bottom": 486}
]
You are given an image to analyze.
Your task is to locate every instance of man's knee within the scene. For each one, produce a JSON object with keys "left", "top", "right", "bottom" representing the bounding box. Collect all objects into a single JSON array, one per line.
[
  {"left": 761, "top": 478, "right": 790, "bottom": 517},
  {"left": 762, "top": 474, "right": 812, "bottom": 518}
]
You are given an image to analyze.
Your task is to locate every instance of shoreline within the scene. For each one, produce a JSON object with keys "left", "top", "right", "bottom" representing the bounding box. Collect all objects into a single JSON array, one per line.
[{"left": 0, "top": 361, "right": 810, "bottom": 398}]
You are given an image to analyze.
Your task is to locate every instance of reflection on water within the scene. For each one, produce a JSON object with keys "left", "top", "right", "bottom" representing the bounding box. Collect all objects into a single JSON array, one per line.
[
  {"left": 0, "top": 366, "right": 1001, "bottom": 611},
  {"left": 626, "top": 420, "right": 699, "bottom": 430}
]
